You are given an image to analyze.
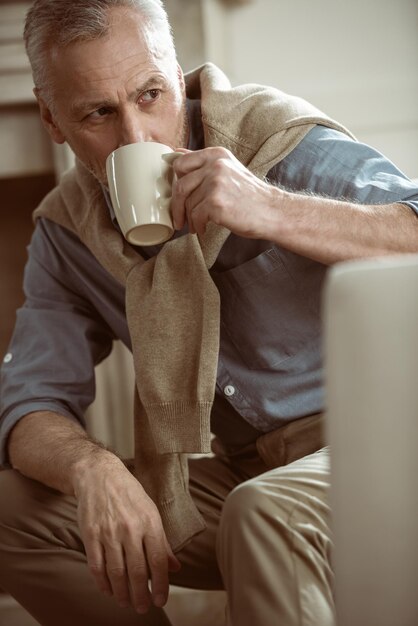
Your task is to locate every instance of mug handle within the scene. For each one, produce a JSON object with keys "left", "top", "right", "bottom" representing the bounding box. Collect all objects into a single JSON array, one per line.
[{"left": 161, "top": 151, "right": 184, "bottom": 165}]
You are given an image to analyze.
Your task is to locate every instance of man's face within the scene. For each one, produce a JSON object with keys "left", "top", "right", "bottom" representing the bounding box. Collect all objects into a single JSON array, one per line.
[{"left": 39, "top": 7, "right": 187, "bottom": 184}]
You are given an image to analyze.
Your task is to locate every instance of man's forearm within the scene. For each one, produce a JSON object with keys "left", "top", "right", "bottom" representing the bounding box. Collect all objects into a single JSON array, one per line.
[
  {"left": 8, "top": 410, "right": 120, "bottom": 495},
  {"left": 170, "top": 148, "right": 418, "bottom": 263},
  {"left": 269, "top": 191, "right": 418, "bottom": 265}
]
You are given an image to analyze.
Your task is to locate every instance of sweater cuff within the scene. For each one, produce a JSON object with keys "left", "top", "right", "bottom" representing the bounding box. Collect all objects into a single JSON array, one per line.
[{"left": 144, "top": 401, "right": 212, "bottom": 453}]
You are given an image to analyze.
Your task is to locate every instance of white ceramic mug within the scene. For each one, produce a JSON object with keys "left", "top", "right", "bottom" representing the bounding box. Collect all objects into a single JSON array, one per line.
[{"left": 106, "top": 141, "right": 177, "bottom": 246}]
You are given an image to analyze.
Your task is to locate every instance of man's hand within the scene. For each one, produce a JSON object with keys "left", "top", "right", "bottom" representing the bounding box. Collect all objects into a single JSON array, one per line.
[
  {"left": 9, "top": 413, "right": 180, "bottom": 615},
  {"left": 73, "top": 454, "right": 181, "bottom": 614},
  {"left": 170, "top": 147, "right": 281, "bottom": 239},
  {"left": 169, "top": 146, "right": 418, "bottom": 265}
]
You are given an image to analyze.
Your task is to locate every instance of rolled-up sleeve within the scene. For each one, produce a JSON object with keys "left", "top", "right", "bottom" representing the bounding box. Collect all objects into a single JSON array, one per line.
[
  {"left": 0, "top": 220, "right": 115, "bottom": 466},
  {"left": 269, "top": 125, "right": 418, "bottom": 214}
]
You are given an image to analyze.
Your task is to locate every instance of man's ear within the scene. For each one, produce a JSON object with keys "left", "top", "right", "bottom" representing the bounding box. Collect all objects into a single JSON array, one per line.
[
  {"left": 176, "top": 63, "right": 185, "bottom": 93},
  {"left": 34, "top": 87, "right": 66, "bottom": 144}
]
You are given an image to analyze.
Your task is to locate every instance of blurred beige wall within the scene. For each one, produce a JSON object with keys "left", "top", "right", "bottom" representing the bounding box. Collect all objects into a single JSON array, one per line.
[{"left": 201, "top": 0, "right": 418, "bottom": 179}]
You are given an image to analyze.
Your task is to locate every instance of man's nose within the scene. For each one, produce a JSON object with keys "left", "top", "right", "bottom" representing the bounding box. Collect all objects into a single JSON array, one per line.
[{"left": 118, "top": 111, "right": 149, "bottom": 146}]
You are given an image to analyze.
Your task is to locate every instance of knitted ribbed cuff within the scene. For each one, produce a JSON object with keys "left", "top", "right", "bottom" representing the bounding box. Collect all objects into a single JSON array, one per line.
[{"left": 144, "top": 401, "right": 213, "bottom": 453}]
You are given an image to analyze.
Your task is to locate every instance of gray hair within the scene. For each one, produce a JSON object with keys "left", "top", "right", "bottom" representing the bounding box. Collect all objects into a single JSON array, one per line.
[{"left": 24, "top": 0, "right": 175, "bottom": 102}]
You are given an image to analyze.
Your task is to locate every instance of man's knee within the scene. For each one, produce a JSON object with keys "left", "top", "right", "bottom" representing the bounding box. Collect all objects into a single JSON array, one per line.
[
  {"left": 217, "top": 478, "right": 284, "bottom": 550},
  {"left": 0, "top": 470, "right": 38, "bottom": 582},
  {"left": 0, "top": 469, "right": 35, "bottom": 527},
  {"left": 220, "top": 480, "right": 260, "bottom": 526},
  {"left": 219, "top": 474, "right": 292, "bottom": 533},
  {"left": 215, "top": 477, "right": 297, "bottom": 596},
  {"left": 0, "top": 469, "right": 77, "bottom": 548},
  {"left": 217, "top": 461, "right": 332, "bottom": 558}
]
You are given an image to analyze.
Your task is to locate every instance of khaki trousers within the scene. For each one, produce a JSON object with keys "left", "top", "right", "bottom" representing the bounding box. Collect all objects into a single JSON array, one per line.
[{"left": 0, "top": 422, "right": 334, "bottom": 626}]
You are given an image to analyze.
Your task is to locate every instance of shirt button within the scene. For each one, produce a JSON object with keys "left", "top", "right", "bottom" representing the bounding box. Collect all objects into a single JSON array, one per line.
[
  {"left": 3, "top": 352, "right": 13, "bottom": 363},
  {"left": 224, "top": 385, "right": 235, "bottom": 397}
]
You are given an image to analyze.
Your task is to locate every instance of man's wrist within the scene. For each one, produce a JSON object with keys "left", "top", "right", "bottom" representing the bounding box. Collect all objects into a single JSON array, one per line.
[
  {"left": 71, "top": 445, "right": 124, "bottom": 497},
  {"left": 261, "top": 183, "right": 289, "bottom": 243}
]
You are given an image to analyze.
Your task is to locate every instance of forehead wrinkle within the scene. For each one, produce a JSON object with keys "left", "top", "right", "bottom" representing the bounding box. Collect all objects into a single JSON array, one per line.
[
  {"left": 69, "top": 73, "right": 170, "bottom": 116},
  {"left": 72, "top": 48, "right": 153, "bottom": 81},
  {"left": 63, "top": 41, "right": 173, "bottom": 97}
]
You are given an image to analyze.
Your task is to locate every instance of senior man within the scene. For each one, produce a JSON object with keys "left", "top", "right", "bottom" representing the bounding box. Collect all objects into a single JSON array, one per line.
[{"left": 1, "top": 1, "right": 418, "bottom": 625}]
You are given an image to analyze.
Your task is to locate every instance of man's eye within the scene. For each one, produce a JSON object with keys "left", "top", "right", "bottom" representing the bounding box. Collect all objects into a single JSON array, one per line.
[
  {"left": 90, "top": 107, "right": 111, "bottom": 119},
  {"left": 140, "top": 89, "right": 160, "bottom": 103}
]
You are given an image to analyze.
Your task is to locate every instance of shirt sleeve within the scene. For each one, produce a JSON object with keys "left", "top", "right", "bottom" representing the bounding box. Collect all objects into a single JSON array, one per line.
[
  {"left": 0, "top": 219, "right": 115, "bottom": 467},
  {"left": 268, "top": 125, "right": 418, "bottom": 214}
]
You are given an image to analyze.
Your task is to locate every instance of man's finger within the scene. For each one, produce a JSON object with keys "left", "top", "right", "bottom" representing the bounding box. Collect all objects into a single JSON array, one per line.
[
  {"left": 105, "top": 543, "right": 131, "bottom": 608},
  {"left": 125, "top": 541, "right": 152, "bottom": 614},
  {"left": 171, "top": 168, "right": 205, "bottom": 230},
  {"left": 84, "top": 537, "right": 113, "bottom": 597},
  {"left": 172, "top": 147, "right": 228, "bottom": 176},
  {"left": 144, "top": 533, "right": 171, "bottom": 609}
]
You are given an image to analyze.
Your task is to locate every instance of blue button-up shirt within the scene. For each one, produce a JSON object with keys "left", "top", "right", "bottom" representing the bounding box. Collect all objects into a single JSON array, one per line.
[{"left": 1, "top": 105, "right": 418, "bottom": 463}]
